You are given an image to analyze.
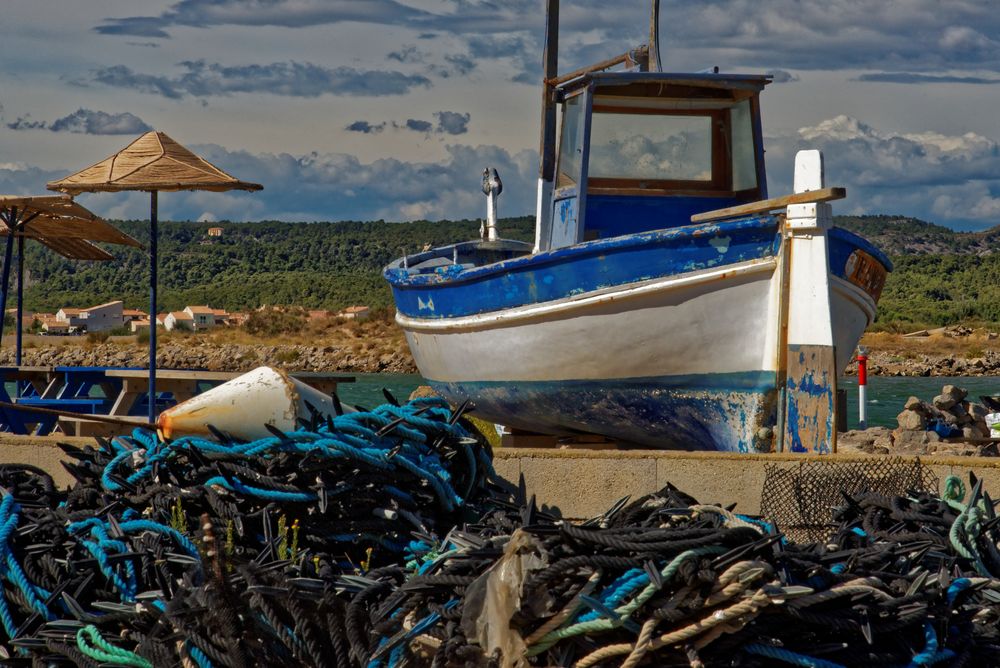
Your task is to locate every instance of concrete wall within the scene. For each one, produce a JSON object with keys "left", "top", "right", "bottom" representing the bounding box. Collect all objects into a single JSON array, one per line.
[
  {"left": 3, "top": 434, "right": 999, "bottom": 524},
  {"left": 495, "top": 447, "right": 1000, "bottom": 520}
]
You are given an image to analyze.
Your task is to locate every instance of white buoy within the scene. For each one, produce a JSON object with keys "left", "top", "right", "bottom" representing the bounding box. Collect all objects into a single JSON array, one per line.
[{"left": 157, "top": 366, "right": 337, "bottom": 441}]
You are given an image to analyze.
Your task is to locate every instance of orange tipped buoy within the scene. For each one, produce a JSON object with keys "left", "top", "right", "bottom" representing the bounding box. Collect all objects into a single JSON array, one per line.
[{"left": 157, "top": 366, "right": 337, "bottom": 440}]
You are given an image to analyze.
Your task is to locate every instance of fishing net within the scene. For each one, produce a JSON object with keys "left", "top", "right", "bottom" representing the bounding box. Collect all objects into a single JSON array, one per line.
[{"left": 760, "top": 456, "right": 938, "bottom": 543}]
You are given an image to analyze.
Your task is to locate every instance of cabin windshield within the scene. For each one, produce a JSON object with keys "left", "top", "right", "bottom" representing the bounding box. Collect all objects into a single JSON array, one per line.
[
  {"left": 542, "top": 74, "right": 770, "bottom": 249},
  {"left": 587, "top": 97, "right": 757, "bottom": 193},
  {"left": 589, "top": 112, "right": 713, "bottom": 183}
]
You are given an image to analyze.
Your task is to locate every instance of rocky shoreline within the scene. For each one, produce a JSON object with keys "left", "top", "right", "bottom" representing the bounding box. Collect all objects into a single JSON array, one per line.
[
  {"left": 0, "top": 341, "right": 418, "bottom": 374},
  {"left": 845, "top": 349, "right": 1000, "bottom": 377}
]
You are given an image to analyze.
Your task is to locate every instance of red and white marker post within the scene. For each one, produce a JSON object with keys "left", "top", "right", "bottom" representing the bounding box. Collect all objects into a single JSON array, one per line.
[{"left": 857, "top": 346, "right": 868, "bottom": 429}]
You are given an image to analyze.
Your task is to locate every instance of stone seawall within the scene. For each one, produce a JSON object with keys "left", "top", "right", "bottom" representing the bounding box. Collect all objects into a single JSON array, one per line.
[{"left": 0, "top": 342, "right": 417, "bottom": 374}]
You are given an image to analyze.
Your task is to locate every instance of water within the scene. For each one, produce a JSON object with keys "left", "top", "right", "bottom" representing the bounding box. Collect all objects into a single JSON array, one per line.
[
  {"left": 12, "top": 372, "right": 997, "bottom": 432},
  {"left": 336, "top": 373, "right": 427, "bottom": 410},
  {"left": 341, "top": 374, "right": 1000, "bottom": 431},
  {"left": 839, "top": 376, "right": 1000, "bottom": 429}
]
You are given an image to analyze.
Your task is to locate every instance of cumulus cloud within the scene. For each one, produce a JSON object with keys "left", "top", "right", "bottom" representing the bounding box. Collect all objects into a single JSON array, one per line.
[
  {"left": 81, "top": 61, "right": 431, "bottom": 99},
  {"left": 767, "top": 115, "right": 1000, "bottom": 228},
  {"left": 434, "top": 111, "right": 470, "bottom": 135},
  {"left": 62, "top": 142, "right": 538, "bottom": 222},
  {"left": 6, "top": 109, "right": 152, "bottom": 135}
]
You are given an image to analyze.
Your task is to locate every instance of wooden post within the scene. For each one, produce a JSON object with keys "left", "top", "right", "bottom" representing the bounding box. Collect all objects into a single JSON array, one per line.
[{"left": 782, "top": 150, "right": 837, "bottom": 454}]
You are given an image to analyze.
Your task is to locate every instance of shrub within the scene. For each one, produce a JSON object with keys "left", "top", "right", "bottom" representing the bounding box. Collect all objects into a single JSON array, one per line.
[
  {"left": 86, "top": 330, "right": 110, "bottom": 344},
  {"left": 244, "top": 307, "right": 306, "bottom": 337}
]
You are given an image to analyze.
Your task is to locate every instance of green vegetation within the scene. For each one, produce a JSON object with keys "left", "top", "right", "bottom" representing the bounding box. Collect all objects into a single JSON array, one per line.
[
  {"left": 836, "top": 216, "right": 1000, "bottom": 330},
  {"left": 15, "top": 214, "right": 1000, "bottom": 330},
  {"left": 19, "top": 217, "right": 534, "bottom": 313}
]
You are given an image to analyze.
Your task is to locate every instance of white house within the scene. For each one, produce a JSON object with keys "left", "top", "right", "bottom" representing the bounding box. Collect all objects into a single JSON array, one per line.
[
  {"left": 55, "top": 307, "right": 85, "bottom": 330},
  {"left": 164, "top": 311, "right": 194, "bottom": 331},
  {"left": 184, "top": 306, "right": 217, "bottom": 330},
  {"left": 56, "top": 301, "right": 125, "bottom": 332},
  {"left": 79, "top": 301, "right": 124, "bottom": 332}
]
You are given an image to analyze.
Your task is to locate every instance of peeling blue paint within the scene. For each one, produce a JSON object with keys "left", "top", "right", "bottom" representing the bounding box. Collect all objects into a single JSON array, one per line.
[
  {"left": 430, "top": 371, "right": 778, "bottom": 452},
  {"left": 387, "top": 215, "right": 781, "bottom": 319}
]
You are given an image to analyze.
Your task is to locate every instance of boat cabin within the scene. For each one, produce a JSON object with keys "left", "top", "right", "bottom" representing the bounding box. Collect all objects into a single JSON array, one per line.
[{"left": 539, "top": 72, "right": 770, "bottom": 251}]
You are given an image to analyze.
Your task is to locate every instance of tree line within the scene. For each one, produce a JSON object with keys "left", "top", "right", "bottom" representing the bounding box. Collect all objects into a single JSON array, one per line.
[{"left": 13, "top": 214, "right": 999, "bottom": 330}]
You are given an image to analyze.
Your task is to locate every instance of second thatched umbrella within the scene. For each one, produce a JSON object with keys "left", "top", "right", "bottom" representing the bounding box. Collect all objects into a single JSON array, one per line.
[
  {"left": 0, "top": 195, "right": 142, "bottom": 364},
  {"left": 48, "top": 131, "right": 262, "bottom": 423}
]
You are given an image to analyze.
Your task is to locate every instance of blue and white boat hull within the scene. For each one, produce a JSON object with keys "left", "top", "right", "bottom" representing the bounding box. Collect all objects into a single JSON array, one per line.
[{"left": 387, "top": 215, "right": 889, "bottom": 452}]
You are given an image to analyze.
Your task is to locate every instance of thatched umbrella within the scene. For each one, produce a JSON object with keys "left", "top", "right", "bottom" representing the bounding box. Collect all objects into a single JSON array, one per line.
[
  {"left": 0, "top": 195, "right": 141, "bottom": 364},
  {"left": 48, "top": 132, "right": 262, "bottom": 422}
]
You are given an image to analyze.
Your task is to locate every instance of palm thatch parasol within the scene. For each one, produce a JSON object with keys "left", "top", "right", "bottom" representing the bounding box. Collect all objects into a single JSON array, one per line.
[
  {"left": 0, "top": 195, "right": 141, "bottom": 364},
  {"left": 48, "top": 131, "right": 262, "bottom": 422}
]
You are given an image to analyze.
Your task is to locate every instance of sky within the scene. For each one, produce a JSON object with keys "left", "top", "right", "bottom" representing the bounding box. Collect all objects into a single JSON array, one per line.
[{"left": 1, "top": 0, "right": 999, "bottom": 230}]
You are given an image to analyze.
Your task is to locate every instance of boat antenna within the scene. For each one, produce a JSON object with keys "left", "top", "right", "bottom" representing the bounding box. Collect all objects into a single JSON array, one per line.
[
  {"left": 538, "top": 0, "right": 559, "bottom": 184},
  {"left": 649, "top": 0, "right": 662, "bottom": 72}
]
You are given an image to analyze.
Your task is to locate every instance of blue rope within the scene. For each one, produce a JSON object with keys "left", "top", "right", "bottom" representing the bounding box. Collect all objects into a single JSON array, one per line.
[
  {"left": 907, "top": 623, "right": 957, "bottom": 667},
  {"left": 101, "top": 400, "right": 473, "bottom": 518},
  {"left": 744, "top": 643, "right": 846, "bottom": 668}
]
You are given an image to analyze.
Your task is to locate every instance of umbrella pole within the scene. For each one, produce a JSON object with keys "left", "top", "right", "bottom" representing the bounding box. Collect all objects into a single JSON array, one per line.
[
  {"left": 148, "top": 192, "right": 158, "bottom": 425},
  {"left": 0, "top": 223, "right": 15, "bottom": 360},
  {"left": 15, "top": 235, "right": 23, "bottom": 366}
]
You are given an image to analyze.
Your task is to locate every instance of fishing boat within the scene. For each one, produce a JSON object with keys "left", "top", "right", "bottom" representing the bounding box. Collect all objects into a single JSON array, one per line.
[{"left": 384, "top": 1, "right": 891, "bottom": 453}]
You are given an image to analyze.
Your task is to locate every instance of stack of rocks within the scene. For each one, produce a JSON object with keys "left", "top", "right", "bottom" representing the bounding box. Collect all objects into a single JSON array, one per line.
[{"left": 896, "top": 384, "right": 990, "bottom": 442}]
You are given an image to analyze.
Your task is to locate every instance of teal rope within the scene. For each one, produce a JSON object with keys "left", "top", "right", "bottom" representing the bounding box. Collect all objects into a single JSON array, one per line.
[
  {"left": 76, "top": 625, "right": 152, "bottom": 668},
  {"left": 527, "top": 546, "right": 726, "bottom": 655}
]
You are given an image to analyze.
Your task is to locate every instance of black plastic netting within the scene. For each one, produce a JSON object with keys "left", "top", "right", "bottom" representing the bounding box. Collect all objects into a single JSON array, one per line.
[{"left": 760, "top": 457, "right": 939, "bottom": 543}]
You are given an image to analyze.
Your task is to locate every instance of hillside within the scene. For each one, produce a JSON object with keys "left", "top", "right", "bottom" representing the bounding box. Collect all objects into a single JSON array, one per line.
[
  {"left": 20, "top": 217, "right": 535, "bottom": 313},
  {"left": 13, "top": 214, "right": 1000, "bottom": 330},
  {"left": 836, "top": 215, "right": 1000, "bottom": 255}
]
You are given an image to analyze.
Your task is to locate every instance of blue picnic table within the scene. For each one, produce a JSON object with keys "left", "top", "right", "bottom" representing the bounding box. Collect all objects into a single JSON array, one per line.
[{"left": 0, "top": 366, "right": 175, "bottom": 435}]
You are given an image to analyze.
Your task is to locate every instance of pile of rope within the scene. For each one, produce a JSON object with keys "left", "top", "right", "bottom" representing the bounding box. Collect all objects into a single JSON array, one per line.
[
  {"left": 2, "top": 391, "right": 1000, "bottom": 666},
  {"left": 0, "top": 396, "right": 496, "bottom": 666},
  {"left": 350, "top": 480, "right": 1000, "bottom": 667}
]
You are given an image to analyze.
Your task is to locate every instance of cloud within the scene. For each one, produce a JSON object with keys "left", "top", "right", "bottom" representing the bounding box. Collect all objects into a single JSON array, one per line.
[
  {"left": 82, "top": 61, "right": 431, "bottom": 99},
  {"left": 6, "top": 116, "right": 46, "bottom": 131},
  {"left": 765, "top": 69, "right": 798, "bottom": 83},
  {"left": 857, "top": 73, "right": 1000, "bottom": 85},
  {"left": 94, "top": 0, "right": 1000, "bottom": 76},
  {"left": 6, "top": 109, "right": 151, "bottom": 135},
  {"left": 387, "top": 45, "right": 424, "bottom": 64},
  {"left": 404, "top": 119, "right": 433, "bottom": 133},
  {"left": 767, "top": 115, "right": 1000, "bottom": 228},
  {"left": 345, "top": 120, "right": 386, "bottom": 134},
  {"left": 434, "top": 111, "right": 470, "bottom": 135},
  {"left": 52, "top": 142, "right": 538, "bottom": 223},
  {"left": 94, "top": 0, "right": 433, "bottom": 37}
]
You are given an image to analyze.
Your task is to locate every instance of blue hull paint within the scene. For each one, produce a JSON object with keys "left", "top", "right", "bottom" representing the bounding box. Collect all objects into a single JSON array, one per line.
[
  {"left": 386, "top": 215, "right": 781, "bottom": 319},
  {"left": 386, "top": 218, "right": 890, "bottom": 321},
  {"left": 432, "top": 372, "right": 779, "bottom": 452}
]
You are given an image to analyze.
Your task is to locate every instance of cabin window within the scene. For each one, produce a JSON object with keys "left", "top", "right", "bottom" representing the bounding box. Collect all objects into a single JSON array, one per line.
[
  {"left": 730, "top": 99, "right": 757, "bottom": 191},
  {"left": 588, "top": 112, "right": 713, "bottom": 182},
  {"left": 556, "top": 95, "right": 584, "bottom": 189}
]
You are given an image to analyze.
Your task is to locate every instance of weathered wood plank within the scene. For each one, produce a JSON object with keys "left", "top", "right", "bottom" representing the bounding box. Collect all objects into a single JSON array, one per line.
[{"left": 690, "top": 187, "right": 846, "bottom": 223}]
